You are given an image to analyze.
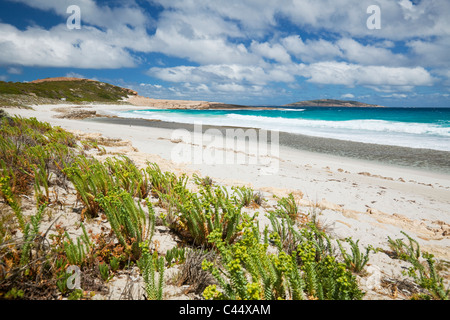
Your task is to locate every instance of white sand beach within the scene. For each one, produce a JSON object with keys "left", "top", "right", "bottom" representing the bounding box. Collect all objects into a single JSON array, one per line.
[{"left": 4, "top": 101, "right": 450, "bottom": 299}]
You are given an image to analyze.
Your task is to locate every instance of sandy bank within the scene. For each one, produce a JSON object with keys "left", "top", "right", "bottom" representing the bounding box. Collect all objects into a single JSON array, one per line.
[{"left": 3, "top": 103, "right": 450, "bottom": 299}]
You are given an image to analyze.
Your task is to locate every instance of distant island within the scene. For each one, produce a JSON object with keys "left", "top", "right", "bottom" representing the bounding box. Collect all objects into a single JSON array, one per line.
[{"left": 285, "top": 99, "right": 385, "bottom": 108}]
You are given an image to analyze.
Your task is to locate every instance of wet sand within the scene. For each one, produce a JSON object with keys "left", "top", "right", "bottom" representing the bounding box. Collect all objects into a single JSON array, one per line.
[{"left": 87, "top": 116, "right": 450, "bottom": 174}]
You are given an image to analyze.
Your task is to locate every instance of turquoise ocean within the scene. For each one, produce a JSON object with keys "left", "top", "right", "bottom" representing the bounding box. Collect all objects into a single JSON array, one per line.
[{"left": 114, "top": 107, "right": 450, "bottom": 152}]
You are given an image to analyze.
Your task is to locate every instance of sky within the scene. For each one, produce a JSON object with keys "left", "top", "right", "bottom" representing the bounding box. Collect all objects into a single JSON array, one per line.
[{"left": 0, "top": 0, "right": 449, "bottom": 107}]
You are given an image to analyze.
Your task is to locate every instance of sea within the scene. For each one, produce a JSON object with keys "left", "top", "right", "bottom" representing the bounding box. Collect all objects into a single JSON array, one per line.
[{"left": 113, "top": 107, "right": 450, "bottom": 152}]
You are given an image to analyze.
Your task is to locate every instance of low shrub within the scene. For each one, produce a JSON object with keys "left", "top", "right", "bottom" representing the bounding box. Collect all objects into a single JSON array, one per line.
[
  {"left": 337, "top": 238, "right": 373, "bottom": 274},
  {"left": 95, "top": 190, "right": 155, "bottom": 261},
  {"left": 105, "top": 156, "right": 150, "bottom": 199},
  {"left": 389, "top": 232, "right": 449, "bottom": 300},
  {"left": 202, "top": 221, "right": 364, "bottom": 300},
  {"left": 170, "top": 184, "right": 251, "bottom": 247}
]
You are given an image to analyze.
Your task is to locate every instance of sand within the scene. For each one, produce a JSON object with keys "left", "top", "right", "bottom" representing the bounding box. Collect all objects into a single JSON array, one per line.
[
  {"left": 4, "top": 101, "right": 450, "bottom": 299},
  {"left": 127, "top": 95, "right": 217, "bottom": 109}
]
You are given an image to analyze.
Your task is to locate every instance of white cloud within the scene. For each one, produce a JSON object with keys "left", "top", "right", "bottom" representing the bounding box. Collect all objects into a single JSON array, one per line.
[
  {"left": 366, "top": 85, "right": 415, "bottom": 93},
  {"left": 280, "top": 36, "right": 411, "bottom": 67},
  {"left": 147, "top": 62, "right": 300, "bottom": 87},
  {"left": 341, "top": 93, "right": 355, "bottom": 99},
  {"left": 65, "top": 72, "right": 86, "bottom": 79},
  {"left": 432, "top": 68, "right": 450, "bottom": 86},
  {"left": 146, "top": 58, "right": 436, "bottom": 99},
  {"left": 9, "top": 0, "right": 150, "bottom": 31},
  {"left": 408, "top": 37, "right": 450, "bottom": 68},
  {"left": 135, "top": 79, "right": 272, "bottom": 102},
  {"left": 145, "top": 0, "right": 449, "bottom": 71},
  {"left": 250, "top": 41, "right": 291, "bottom": 64},
  {"left": 211, "top": 83, "right": 246, "bottom": 93},
  {"left": 1, "top": 0, "right": 448, "bottom": 101},
  {"left": 281, "top": 0, "right": 450, "bottom": 40},
  {"left": 382, "top": 93, "right": 408, "bottom": 98},
  {"left": 150, "top": 0, "right": 280, "bottom": 37},
  {"left": 0, "top": 0, "right": 153, "bottom": 68},
  {"left": 281, "top": 35, "right": 342, "bottom": 63},
  {"left": 7, "top": 67, "right": 22, "bottom": 74},
  {"left": 336, "top": 38, "right": 408, "bottom": 66},
  {"left": 140, "top": 83, "right": 163, "bottom": 89},
  {"left": 158, "top": 0, "right": 450, "bottom": 41},
  {"left": 398, "top": 0, "right": 425, "bottom": 20},
  {"left": 297, "top": 62, "right": 434, "bottom": 87},
  {"left": 144, "top": 62, "right": 291, "bottom": 101},
  {"left": 147, "top": 26, "right": 256, "bottom": 65},
  {"left": 0, "top": 23, "right": 137, "bottom": 68}
]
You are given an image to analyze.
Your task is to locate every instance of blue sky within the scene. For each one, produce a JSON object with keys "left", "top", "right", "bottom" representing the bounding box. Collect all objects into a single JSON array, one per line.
[{"left": 0, "top": 0, "right": 449, "bottom": 107}]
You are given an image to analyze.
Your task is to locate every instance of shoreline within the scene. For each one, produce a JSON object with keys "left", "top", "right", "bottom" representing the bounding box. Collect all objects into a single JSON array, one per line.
[{"left": 87, "top": 115, "right": 450, "bottom": 175}]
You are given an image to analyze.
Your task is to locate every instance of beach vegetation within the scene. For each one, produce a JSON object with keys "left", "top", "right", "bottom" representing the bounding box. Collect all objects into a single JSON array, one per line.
[
  {"left": 231, "top": 186, "right": 265, "bottom": 208},
  {"left": 387, "top": 231, "right": 420, "bottom": 261},
  {"left": 165, "top": 246, "right": 186, "bottom": 267},
  {"left": 98, "top": 262, "right": 112, "bottom": 282},
  {"left": 232, "top": 186, "right": 254, "bottom": 207},
  {"left": 388, "top": 232, "right": 449, "bottom": 300},
  {"left": 202, "top": 223, "right": 305, "bottom": 300},
  {"left": 64, "top": 155, "right": 151, "bottom": 218},
  {"left": 267, "top": 210, "right": 302, "bottom": 255},
  {"left": 176, "top": 248, "right": 217, "bottom": 295},
  {"left": 169, "top": 183, "right": 251, "bottom": 247},
  {"left": 193, "top": 173, "right": 214, "bottom": 187},
  {"left": 337, "top": 238, "right": 373, "bottom": 274},
  {"left": 146, "top": 162, "right": 180, "bottom": 198},
  {"left": 0, "top": 79, "right": 133, "bottom": 103},
  {"left": 61, "top": 223, "right": 93, "bottom": 267},
  {"left": 1, "top": 115, "right": 445, "bottom": 301},
  {"left": 95, "top": 190, "right": 155, "bottom": 261},
  {"left": 202, "top": 221, "right": 363, "bottom": 300},
  {"left": 148, "top": 165, "right": 250, "bottom": 247},
  {"left": 273, "top": 193, "right": 308, "bottom": 224},
  {"left": 137, "top": 241, "right": 165, "bottom": 300},
  {"left": 0, "top": 116, "right": 158, "bottom": 298},
  {"left": 0, "top": 116, "right": 76, "bottom": 205},
  {"left": 252, "top": 191, "right": 265, "bottom": 207},
  {"left": 104, "top": 156, "right": 150, "bottom": 199},
  {"left": 0, "top": 175, "right": 25, "bottom": 232},
  {"left": 63, "top": 155, "right": 112, "bottom": 218}
]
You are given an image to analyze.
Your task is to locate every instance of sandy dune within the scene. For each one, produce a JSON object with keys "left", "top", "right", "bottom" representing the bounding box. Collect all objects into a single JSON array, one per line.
[{"left": 4, "top": 102, "right": 450, "bottom": 299}]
